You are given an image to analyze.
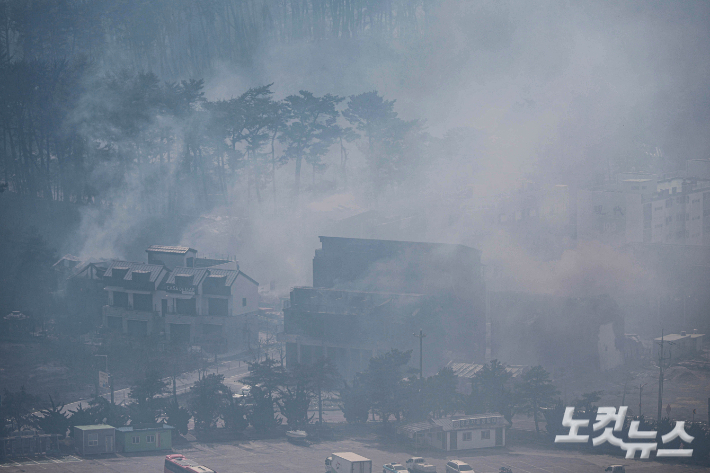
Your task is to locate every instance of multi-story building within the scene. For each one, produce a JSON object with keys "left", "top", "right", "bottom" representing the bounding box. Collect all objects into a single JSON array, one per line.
[
  {"left": 101, "top": 246, "right": 259, "bottom": 352},
  {"left": 577, "top": 172, "right": 710, "bottom": 247},
  {"left": 282, "top": 236, "right": 486, "bottom": 377}
]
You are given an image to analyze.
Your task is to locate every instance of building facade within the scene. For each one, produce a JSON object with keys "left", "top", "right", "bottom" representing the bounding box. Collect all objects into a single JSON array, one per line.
[
  {"left": 161, "top": 266, "right": 259, "bottom": 351},
  {"left": 74, "top": 425, "right": 115, "bottom": 456},
  {"left": 577, "top": 169, "right": 710, "bottom": 247},
  {"left": 115, "top": 424, "right": 173, "bottom": 453},
  {"left": 101, "top": 246, "right": 259, "bottom": 352},
  {"left": 281, "top": 287, "right": 428, "bottom": 378},
  {"left": 282, "top": 236, "right": 486, "bottom": 377}
]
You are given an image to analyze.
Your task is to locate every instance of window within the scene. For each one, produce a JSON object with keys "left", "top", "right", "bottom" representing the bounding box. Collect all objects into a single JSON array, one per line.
[
  {"left": 666, "top": 198, "right": 673, "bottom": 208},
  {"left": 481, "top": 430, "right": 491, "bottom": 440},
  {"left": 88, "top": 433, "right": 98, "bottom": 446},
  {"left": 146, "top": 435, "right": 155, "bottom": 443},
  {"left": 242, "top": 297, "right": 247, "bottom": 307},
  {"left": 175, "top": 297, "right": 197, "bottom": 315},
  {"left": 594, "top": 205, "right": 603, "bottom": 214},
  {"left": 208, "top": 298, "right": 228, "bottom": 316},
  {"left": 133, "top": 293, "right": 152, "bottom": 311},
  {"left": 113, "top": 291, "right": 129, "bottom": 308},
  {"left": 462, "top": 432, "right": 472, "bottom": 441},
  {"left": 132, "top": 436, "right": 140, "bottom": 444}
]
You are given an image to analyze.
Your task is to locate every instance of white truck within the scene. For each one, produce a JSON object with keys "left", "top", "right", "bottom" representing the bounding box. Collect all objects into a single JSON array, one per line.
[
  {"left": 406, "top": 457, "right": 436, "bottom": 473},
  {"left": 326, "top": 452, "right": 373, "bottom": 473}
]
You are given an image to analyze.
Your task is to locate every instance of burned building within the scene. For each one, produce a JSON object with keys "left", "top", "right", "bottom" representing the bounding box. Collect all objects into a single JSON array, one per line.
[
  {"left": 101, "top": 246, "right": 259, "bottom": 352},
  {"left": 488, "top": 292, "right": 625, "bottom": 372},
  {"left": 281, "top": 236, "right": 486, "bottom": 377}
]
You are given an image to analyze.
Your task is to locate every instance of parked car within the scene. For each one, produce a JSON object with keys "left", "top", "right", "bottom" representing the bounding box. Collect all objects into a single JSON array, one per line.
[
  {"left": 604, "top": 467, "right": 625, "bottom": 473},
  {"left": 445, "top": 460, "right": 473, "bottom": 473},
  {"left": 405, "top": 457, "right": 436, "bottom": 473},
  {"left": 384, "top": 463, "right": 408, "bottom": 473}
]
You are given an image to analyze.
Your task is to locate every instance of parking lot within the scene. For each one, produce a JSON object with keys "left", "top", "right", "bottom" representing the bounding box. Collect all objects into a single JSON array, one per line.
[{"left": 0, "top": 436, "right": 704, "bottom": 473}]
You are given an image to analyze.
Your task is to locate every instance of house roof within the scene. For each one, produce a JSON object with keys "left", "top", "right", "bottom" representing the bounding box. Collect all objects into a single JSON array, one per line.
[
  {"left": 74, "top": 424, "right": 114, "bottom": 430},
  {"left": 432, "top": 414, "right": 504, "bottom": 431},
  {"left": 398, "top": 420, "right": 442, "bottom": 435},
  {"left": 104, "top": 261, "right": 165, "bottom": 283},
  {"left": 146, "top": 245, "right": 195, "bottom": 254},
  {"left": 162, "top": 267, "right": 258, "bottom": 288},
  {"left": 655, "top": 333, "right": 705, "bottom": 342},
  {"left": 117, "top": 424, "right": 173, "bottom": 432},
  {"left": 163, "top": 267, "right": 209, "bottom": 286},
  {"left": 446, "top": 361, "right": 529, "bottom": 379}
]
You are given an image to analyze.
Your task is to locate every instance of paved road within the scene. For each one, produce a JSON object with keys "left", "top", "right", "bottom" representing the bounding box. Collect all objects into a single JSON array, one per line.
[
  {"left": 61, "top": 358, "right": 254, "bottom": 414},
  {"left": 1, "top": 436, "right": 705, "bottom": 472}
]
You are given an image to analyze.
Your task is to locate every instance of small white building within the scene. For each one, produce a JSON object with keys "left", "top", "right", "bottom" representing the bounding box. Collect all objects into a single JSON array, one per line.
[
  {"left": 653, "top": 330, "right": 705, "bottom": 359},
  {"left": 398, "top": 414, "right": 505, "bottom": 451}
]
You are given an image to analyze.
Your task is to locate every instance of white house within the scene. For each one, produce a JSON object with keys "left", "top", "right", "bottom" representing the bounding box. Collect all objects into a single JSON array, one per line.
[{"left": 398, "top": 414, "right": 506, "bottom": 451}]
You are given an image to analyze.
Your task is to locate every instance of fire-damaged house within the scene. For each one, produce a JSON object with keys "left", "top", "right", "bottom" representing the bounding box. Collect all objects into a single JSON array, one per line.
[
  {"left": 102, "top": 246, "right": 258, "bottom": 352},
  {"left": 281, "top": 236, "right": 486, "bottom": 377}
]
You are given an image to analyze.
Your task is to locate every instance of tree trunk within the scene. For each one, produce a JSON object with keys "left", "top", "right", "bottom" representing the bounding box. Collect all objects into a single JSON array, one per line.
[
  {"left": 271, "top": 130, "right": 277, "bottom": 212},
  {"left": 318, "top": 386, "right": 323, "bottom": 425},
  {"left": 294, "top": 155, "right": 302, "bottom": 205}
]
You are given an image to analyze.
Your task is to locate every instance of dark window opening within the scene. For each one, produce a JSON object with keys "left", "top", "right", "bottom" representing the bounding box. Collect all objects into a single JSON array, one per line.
[
  {"left": 208, "top": 298, "right": 228, "bottom": 316},
  {"left": 113, "top": 291, "right": 128, "bottom": 308},
  {"left": 242, "top": 297, "right": 247, "bottom": 307},
  {"left": 133, "top": 293, "right": 152, "bottom": 311},
  {"left": 176, "top": 298, "right": 196, "bottom": 315}
]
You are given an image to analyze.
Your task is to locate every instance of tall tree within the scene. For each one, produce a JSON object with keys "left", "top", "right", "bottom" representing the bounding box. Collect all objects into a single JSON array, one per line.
[
  {"left": 1, "top": 386, "right": 37, "bottom": 432},
  {"left": 129, "top": 370, "right": 169, "bottom": 424},
  {"left": 278, "top": 363, "right": 313, "bottom": 429},
  {"left": 339, "top": 374, "right": 370, "bottom": 424},
  {"left": 517, "top": 366, "right": 560, "bottom": 434},
  {"left": 281, "top": 91, "right": 342, "bottom": 203},
  {"left": 310, "top": 356, "right": 341, "bottom": 425},
  {"left": 188, "top": 373, "right": 230, "bottom": 431},
  {"left": 242, "top": 358, "right": 287, "bottom": 433},
  {"left": 426, "top": 367, "right": 461, "bottom": 419},
  {"left": 343, "top": 91, "right": 420, "bottom": 198},
  {"left": 362, "top": 349, "right": 412, "bottom": 424}
]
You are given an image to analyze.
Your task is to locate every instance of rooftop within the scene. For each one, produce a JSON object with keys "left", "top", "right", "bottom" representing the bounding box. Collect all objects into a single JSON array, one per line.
[
  {"left": 104, "top": 261, "right": 165, "bottom": 283},
  {"left": 446, "top": 361, "right": 529, "bottom": 379},
  {"left": 655, "top": 333, "right": 705, "bottom": 342},
  {"left": 146, "top": 245, "right": 195, "bottom": 254},
  {"left": 117, "top": 424, "right": 173, "bottom": 432},
  {"left": 74, "top": 424, "right": 114, "bottom": 430}
]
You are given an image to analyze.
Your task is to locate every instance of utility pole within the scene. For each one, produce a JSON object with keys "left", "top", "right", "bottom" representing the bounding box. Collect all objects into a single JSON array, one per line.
[
  {"left": 656, "top": 330, "right": 672, "bottom": 423},
  {"left": 639, "top": 383, "right": 647, "bottom": 417},
  {"left": 657, "top": 330, "right": 664, "bottom": 423},
  {"left": 413, "top": 329, "right": 426, "bottom": 379}
]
